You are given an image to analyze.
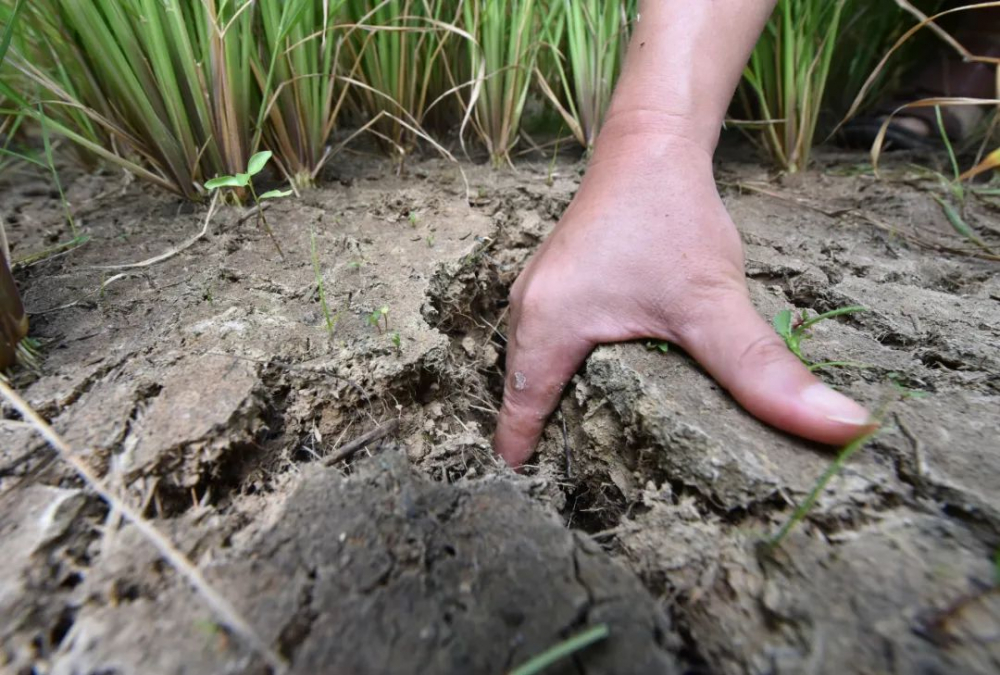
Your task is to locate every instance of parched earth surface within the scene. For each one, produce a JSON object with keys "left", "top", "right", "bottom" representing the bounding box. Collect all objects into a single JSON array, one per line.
[{"left": 1, "top": 145, "right": 999, "bottom": 675}]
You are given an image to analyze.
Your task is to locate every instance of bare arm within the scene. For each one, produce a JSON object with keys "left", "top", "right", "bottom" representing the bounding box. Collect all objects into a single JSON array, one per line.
[{"left": 494, "top": 0, "right": 874, "bottom": 468}]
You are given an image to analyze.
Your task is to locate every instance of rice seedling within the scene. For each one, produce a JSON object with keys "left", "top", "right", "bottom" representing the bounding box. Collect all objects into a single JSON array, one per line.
[
  {"left": 1, "top": 0, "right": 261, "bottom": 200},
  {"left": 367, "top": 305, "right": 390, "bottom": 333},
  {"left": 255, "top": 0, "right": 351, "bottom": 188},
  {"left": 341, "top": 0, "right": 470, "bottom": 155},
  {"left": 205, "top": 151, "right": 291, "bottom": 257},
  {"left": 739, "top": 0, "right": 848, "bottom": 172},
  {"left": 537, "top": 0, "right": 636, "bottom": 150},
  {"left": 463, "top": 0, "right": 554, "bottom": 166}
]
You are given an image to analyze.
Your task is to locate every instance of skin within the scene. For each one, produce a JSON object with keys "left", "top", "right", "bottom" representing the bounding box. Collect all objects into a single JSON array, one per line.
[{"left": 494, "top": 0, "right": 877, "bottom": 469}]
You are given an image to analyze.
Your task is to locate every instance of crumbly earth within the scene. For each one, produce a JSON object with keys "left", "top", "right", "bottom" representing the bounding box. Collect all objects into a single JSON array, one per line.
[{"left": 1, "top": 145, "right": 998, "bottom": 675}]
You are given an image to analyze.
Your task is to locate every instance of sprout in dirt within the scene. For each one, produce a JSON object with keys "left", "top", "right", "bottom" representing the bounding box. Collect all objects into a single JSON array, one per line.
[
  {"left": 368, "top": 305, "right": 390, "bottom": 334},
  {"left": 390, "top": 332, "right": 402, "bottom": 353},
  {"left": 205, "top": 151, "right": 292, "bottom": 259},
  {"left": 773, "top": 305, "right": 866, "bottom": 371}
]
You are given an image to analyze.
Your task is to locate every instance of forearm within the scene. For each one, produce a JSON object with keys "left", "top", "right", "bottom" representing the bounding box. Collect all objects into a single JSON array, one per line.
[{"left": 598, "top": 0, "right": 777, "bottom": 156}]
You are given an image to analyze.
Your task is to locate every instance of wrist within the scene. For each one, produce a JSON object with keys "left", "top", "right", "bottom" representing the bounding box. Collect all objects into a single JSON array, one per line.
[{"left": 589, "top": 112, "right": 716, "bottom": 175}]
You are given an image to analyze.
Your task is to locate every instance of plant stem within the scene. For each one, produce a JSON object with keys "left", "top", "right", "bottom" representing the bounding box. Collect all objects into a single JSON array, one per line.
[
  {"left": 248, "top": 183, "right": 284, "bottom": 259},
  {"left": 310, "top": 228, "right": 337, "bottom": 337}
]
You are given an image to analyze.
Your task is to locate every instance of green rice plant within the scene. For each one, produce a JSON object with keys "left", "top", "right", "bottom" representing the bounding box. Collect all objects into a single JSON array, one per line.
[
  {"left": 1, "top": 0, "right": 260, "bottom": 200},
  {"left": 463, "top": 0, "right": 554, "bottom": 166},
  {"left": 827, "top": 0, "right": 947, "bottom": 118},
  {"left": 255, "top": 0, "right": 351, "bottom": 188},
  {"left": 740, "top": 0, "right": 848, "bottom": 172},
  {"left": 537, "top": 0, "right": 635, "bottom": 150},
  {"left": 341, "top": 0, "right": 470, "bottom": 155}
]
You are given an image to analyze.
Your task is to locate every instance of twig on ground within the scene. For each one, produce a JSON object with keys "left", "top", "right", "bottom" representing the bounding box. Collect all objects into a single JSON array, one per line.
[
  {"left": 89, "top": 192, "right": 219, "bottom": 270},
  {"left": 323, "top": 419, "right": 400, "bottom": 466},
  {"left": 0, "top": 380, "right": 287, "bottom": 674}
]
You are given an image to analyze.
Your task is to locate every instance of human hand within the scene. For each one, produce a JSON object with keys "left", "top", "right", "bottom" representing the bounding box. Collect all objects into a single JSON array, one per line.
[{"left": 494, "top": 131, "right": 875, "bottom": 469}]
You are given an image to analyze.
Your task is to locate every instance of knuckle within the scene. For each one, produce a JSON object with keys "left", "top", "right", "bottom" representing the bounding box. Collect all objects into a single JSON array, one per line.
[
  {"left": 737, "top": 334, "right": 795, "bottom": 371},
  {"left": 499, "top": 392, "right": 544, "bottom": 434}
]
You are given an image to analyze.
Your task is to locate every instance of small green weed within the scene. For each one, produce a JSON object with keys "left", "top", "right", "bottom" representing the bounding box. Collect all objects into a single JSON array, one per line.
[
  {"left": 887, "top": 372, "right": 930, "bottom": 400},
  {"left": 205, "top": 151, "right": 292, "bottom": 258},
  {"left": 773, "top": 305, "right": 866, "bottom": 370},
  {"left": 390, "top": 331, "right": 402, "bottom": 353},
  {"left": 367, "top": 305, "right": 390, "bottom": 334},
  {"left": 768, "top": 421, "right": 882, "bottom": 548},
  {"left": 644, "top": 340, "right": 670, "bottom": 354},
  {"left": 508, "top": 624, "right": 609, "bottom": 675},
  {"left": 310, "top": 229, "right": 339, "bottom": 338}
]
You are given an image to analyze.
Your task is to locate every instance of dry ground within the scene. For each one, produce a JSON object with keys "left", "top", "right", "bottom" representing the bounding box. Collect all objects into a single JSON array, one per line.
[{"left": 1, "top": 146, "right": 999, "bottom": 674}]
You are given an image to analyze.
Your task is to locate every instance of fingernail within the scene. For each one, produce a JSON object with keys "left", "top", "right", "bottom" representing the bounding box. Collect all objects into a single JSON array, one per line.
[{"left": 801, "top": 383, "right": 871, "bottom": 426}]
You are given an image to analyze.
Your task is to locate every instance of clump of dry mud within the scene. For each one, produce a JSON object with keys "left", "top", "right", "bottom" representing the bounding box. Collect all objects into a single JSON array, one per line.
[{"left": 1, "top": 149, "right": 998, "bottom": 674}]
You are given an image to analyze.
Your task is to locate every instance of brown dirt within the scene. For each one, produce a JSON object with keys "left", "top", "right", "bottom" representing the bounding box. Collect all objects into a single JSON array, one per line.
[{"left": 1, "top": 146, "right": 999, "bottom": 675}]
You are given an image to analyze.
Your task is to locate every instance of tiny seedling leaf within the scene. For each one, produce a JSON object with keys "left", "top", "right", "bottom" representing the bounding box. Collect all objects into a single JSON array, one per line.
[
  {"left": 205, "top": 174, "right": 248, "bottom": 190},
  {"left": 259, "top": 189, "right": 293, "bottom": 200},
  {"left": 772, "top": 309, "right": 793, "bottom": 338},
  {"left": 247, "top": 151, "right": 272, "bottom": 176}
]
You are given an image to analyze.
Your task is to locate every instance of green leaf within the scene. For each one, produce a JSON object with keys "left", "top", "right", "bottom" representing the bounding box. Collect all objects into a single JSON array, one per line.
[
  {"left": 246, "top": 150, "right": 272, "bottom": 176},
  {"left": 205, "top": 174, "right": 248, "bottom": 190},
  {"left": 772, "top": 309, "right": 793, "bottom": 338},
  {"left": 259, "top": 188, "right": 293, "bottom": 200},
  {"left": 0, "top": 0, "right": 25, "bottom": 67}
]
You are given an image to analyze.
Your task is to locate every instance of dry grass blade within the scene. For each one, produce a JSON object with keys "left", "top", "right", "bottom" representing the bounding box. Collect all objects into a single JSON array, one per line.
[
  {"left": 869, "top": 97, "right": 1000, "bottom": 174},
  {"left": 960, "top": 146, "right": 1000, "bottom": 181},
  {"left": 840, "top": 2, "right": 1000, "bottom": 131},
  {"left": 0, "top": 381, "right": 287, "bottom": 673}
]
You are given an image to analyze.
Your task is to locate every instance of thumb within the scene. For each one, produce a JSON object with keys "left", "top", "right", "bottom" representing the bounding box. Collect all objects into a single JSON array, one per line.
[
  {"left": 678, "top": 293, "right": 876, "bottom": 446},
  {"left": 494, "top": 322, "right": 593, "bottom": 470}
]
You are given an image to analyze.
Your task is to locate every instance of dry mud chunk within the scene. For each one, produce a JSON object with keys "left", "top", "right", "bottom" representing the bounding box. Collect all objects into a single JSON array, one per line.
[
  {"left": 578, "top": 344, "right": 902, "bottom": 510},
  {"left": 1, "top": 486, "right": 90, "bottom": 671},
  {"left": 700, "top": 514, "right": 998, "bottom": 675},
  {"left": 618, "top": 496, "right": 999, "bottom": 675},
  {"left": 884, "top": 393, "right": 1000, "bottom": 530},
  {"left": 830, "top": 276, "right": 1000, "bottom": 375},
  {"left": 123, "top": 357, "right": 263, "bottom": 488},
  {"left": 56, "top": 454, "right": 681, "bottom": 674}
]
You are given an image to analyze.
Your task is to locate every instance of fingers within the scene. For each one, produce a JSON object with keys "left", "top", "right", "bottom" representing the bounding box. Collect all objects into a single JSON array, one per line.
[
  {"left": 678, "top": 293, "right": 876, "bottom": 446},
  {"left": 494, "top": 318, "right": 592, "bottom": 470}
]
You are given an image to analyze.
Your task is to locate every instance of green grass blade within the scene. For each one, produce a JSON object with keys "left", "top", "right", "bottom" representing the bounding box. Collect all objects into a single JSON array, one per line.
[{"left": 508, "top": 624, "right": 610, "bottom": 675}]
